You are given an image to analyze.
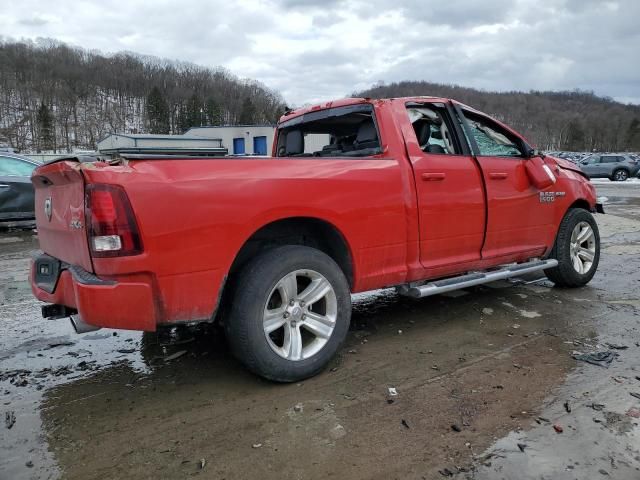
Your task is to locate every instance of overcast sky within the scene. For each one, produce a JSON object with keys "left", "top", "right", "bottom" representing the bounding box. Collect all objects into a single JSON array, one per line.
[{"left": 1, "top": 0, "right": 638, "bottom": 106}]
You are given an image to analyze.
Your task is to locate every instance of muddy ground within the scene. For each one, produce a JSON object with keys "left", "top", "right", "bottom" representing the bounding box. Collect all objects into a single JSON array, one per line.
[{"left": 1, "top": 180, "right": 640, "bottom": 480}]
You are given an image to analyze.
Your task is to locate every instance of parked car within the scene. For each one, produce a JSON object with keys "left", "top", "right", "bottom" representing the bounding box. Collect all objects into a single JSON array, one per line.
[
  {"left": 0, "top": 153, "right": 39, "bottom": 221},
  {"left": 579, "top": 154, "right": 640, "bottom": 181},
  {"left": 30, "top": 97, "right": 603, "bottom": 382}
]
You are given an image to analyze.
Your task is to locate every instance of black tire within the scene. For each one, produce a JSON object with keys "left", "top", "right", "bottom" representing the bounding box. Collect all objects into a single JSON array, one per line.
[
  {"left": 612, "top": 169, "right": 629, "bottom": 181},
  {"left": 544, "top": 209, "right": 600, "bottom": 287},
  {"left": 225, "top": 245, "right": 351, "bottom": 382}
]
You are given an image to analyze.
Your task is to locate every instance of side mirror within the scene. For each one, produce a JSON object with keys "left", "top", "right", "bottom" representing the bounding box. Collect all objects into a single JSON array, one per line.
[
  {"left": 525, "top": 156, "right": 556, "bottom": 190},
  {"left": 526, "top": 148, "right": 545, "bottom": 159}
]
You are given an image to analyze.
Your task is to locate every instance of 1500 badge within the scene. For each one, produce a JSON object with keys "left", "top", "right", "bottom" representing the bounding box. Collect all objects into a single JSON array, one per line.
[{"left": 539, "top": 191, "right": 566, "bottom": 203}]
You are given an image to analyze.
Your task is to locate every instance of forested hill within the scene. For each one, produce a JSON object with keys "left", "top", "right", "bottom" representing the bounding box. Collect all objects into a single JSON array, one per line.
[
  {"left": 356, "top": 81, "right": 640, "bottom": 152},
  {"left": 0, "top": 40, "right": 287, "bottom": 153}
]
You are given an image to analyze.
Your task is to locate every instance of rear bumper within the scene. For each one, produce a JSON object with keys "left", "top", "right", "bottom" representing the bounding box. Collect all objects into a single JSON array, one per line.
[{"left": 30, "top": 252, "right": 158, "bottom": 331}]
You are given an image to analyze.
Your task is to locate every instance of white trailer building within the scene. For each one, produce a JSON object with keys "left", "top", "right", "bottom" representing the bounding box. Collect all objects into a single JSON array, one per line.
[{"left": 183, "top": 125, "right": 275, "bottom": 155}]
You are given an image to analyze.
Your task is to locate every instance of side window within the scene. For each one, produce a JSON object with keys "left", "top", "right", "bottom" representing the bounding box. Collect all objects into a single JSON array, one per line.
[
  {"left": 406, "top": 104, "right": 460, "bottom": 155},
  {"left": 275, "top": 105, "right": 381, "bottom": 158},
  {"left": 602, "top": 156, "right": 617, "bottom": 163},
  {"left": 0, "top": 157, "right": 36, "bottom": 176},
  {"left": 584, "top": 156, "right": 600, "bottom": 164},
  {"left": 462, "top": 111, "right": 523, "bottom": 157}
]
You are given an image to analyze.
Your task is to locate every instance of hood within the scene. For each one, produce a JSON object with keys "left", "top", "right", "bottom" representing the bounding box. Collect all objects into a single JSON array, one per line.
[{"left": 546, "top": 155, "right": 589, "bottom": 179}]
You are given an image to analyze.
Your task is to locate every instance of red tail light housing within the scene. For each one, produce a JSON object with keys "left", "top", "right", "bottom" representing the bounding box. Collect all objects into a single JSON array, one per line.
[{"left": 85, "top": 184, "right": 143, "bottom": 257}]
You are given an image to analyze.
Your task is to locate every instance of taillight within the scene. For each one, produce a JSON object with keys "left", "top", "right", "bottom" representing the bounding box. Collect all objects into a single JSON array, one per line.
[{"left": 85, "top": 184, "right": 143, "bottom": 257}]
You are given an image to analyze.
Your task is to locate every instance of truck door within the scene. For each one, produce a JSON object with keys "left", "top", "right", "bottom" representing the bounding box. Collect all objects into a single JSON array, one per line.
[
  {"left": 400, "top": 102, "right": 486, "bottom": 272},
  {"left": 457, "top": 107, "right": 555, "bottom": 260}
]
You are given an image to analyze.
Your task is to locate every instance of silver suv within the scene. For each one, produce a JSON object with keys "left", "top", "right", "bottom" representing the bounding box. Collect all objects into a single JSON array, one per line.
[{"left": 579, "top": 154, "right": 640, "bottom": 181}]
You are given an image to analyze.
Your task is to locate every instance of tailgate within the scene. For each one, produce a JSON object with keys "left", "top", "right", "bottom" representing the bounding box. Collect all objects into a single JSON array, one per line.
[{"left": 32, "top": 160, "right": 93, "bottom": 272}]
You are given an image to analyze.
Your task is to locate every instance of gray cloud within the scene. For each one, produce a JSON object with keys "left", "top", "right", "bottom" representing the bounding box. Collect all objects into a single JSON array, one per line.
[
  {"left": 18, "top": 17, "right": 49, "bottom": 27},
  {"left": 2, "top": 0, "right": 639, "bottom": 105}
]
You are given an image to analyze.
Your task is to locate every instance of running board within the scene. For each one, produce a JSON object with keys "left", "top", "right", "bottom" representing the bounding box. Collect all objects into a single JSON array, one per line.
[{"left": 397, "top": 259, "right": 558, "bottom": 299}]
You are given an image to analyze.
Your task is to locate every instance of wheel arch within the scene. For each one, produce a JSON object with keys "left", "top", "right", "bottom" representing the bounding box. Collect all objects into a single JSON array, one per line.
[
  {"left": 567, "top": 198, "right": 591, "bottom": 212},
  {"left": 610, "top": 167, "right": 630, "bottom": 178},
  {"left": 227, "top": 216, "right": 355, "bottom": 289}
]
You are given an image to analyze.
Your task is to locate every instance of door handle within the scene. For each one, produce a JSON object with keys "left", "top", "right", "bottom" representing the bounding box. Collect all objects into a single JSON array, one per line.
[
  {"left": 422, "top": 173, "right": 446, "bottom": 181},
  {"left": 489, "top": 172, "right": 508, "bottom": 180}
]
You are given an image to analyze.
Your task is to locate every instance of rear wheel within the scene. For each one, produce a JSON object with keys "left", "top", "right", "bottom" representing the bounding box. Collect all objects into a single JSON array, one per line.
[
  {"left": 225, "top": 245, "right": 351, "bottom": 382},
  {"left": 545, "top": 209, "right": 600, "bottom": 287},
  {"left": 612, "top": 169, "right": 629, "bottom": 181}
]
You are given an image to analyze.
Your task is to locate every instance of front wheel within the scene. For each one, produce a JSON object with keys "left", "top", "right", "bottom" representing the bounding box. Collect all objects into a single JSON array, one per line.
[
  {"left": 545, "top": 209, "right": 600, "bottom": 287},
  {"left": 225, "top": 245, "right": 351, "bottom": 382}
]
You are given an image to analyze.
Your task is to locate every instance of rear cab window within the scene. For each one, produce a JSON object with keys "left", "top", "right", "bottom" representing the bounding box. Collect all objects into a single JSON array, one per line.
[
  {"left": 276, "top": 104, "right": 381, "bottom": 158},
  {"left": 405, "top": 103, "right": 463, "bottom": 155}
]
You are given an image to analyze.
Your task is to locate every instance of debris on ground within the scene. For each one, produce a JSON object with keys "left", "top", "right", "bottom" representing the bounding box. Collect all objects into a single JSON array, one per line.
[
  {"left": 606, "top": 343, "right": 628, "bottom": 350},
  {"left": 451, "top": 424, "right": 462, "bottom": 432},
  {"left": 553, "top": 424, "right": 564, "bottom": 433},
  {"left": 401, "top": 419, "right": 410, "bottom": 429},
  {"left": 293, "top": 403, "right": 303, "bottom": 413},
  {"left": 572, "top": 350, "right": 619, "bottom": 368},
  {"left": 564, "top": 401, "right": 571, "bottom": 413},
  {"left": 517, "top": 443, "right": 527, "bottom": 452},
  {"left": 589, "top": 403, "right": 606, "bottom": 411},
  {"left": 199, "top": 458, "right": 206, "bottom": 469},
  {"left": 625, "top": 407, "right": 640, "bottom": 418},
  {"left": 5, "top": 411, "right": 16, "bottom": 429},
  {"left": 630, "top": 392, "right": 640, "bottom": 400},
  {"left": 252, "top": 443, "right": 262, "bottom": 449},
  {"left": 438, "top": 468, "right": 454, "bottom": 477},
  {"left": 329, "top": 424, "right": 347, "bottom": 440},
  {"left": 164, "top": 350, "right": 187, "bottom": 362},
  {"left": 116, "top": 348, "right": 136, "bottom": 354},
  {"left": 46, "top": 341, "right": 75, "bottom": 349},
  {"left": 388, "top": 387, "right": 398, "bottom": 396},
  {"left": 25, "top": 460, "right": 33, "bottom": 468}
]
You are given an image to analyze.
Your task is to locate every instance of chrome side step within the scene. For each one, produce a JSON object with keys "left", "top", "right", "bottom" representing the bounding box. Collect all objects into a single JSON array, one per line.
[{"left": 397, "top": 259, "right": 558, "bottom": 299}]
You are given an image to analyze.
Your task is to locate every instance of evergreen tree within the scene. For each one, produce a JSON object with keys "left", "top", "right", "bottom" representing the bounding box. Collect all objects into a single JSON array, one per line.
[
  {"left": 146, "top": 87, "right": 170, "bottom": 134},
  {"left": 239, "top": 97, "right": 256, "bottom": 125},
  {"left": 176, "top": 103, "right": 191, "bottom": 133},
  {"left": 625, "top": 118, "right": 640, "bottom": 151},
  {"left": 205, "top": 97, "right": 223, "bottom": 126},
  {"left": 565, "top": 119, "right": 585, "bottom": 151},
  {"left": 36, "top": 102, "right": 55, "bottom": 152},
  {"left": 186, "top": 94, "right": 203, "bottom": 128}
]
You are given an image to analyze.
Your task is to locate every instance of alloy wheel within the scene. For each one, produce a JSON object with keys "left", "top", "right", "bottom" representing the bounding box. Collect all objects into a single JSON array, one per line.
[
  {"left": 262, "top": 269, "right": 337, "bottom": 361},
  {"left": 569, "top": 221, "right": 596, "bottom": 274}
]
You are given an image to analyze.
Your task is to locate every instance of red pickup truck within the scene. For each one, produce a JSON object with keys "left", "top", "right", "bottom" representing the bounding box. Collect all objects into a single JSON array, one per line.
[{"left": 30, "top": 97, "right": 602, "bottom": 381}]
